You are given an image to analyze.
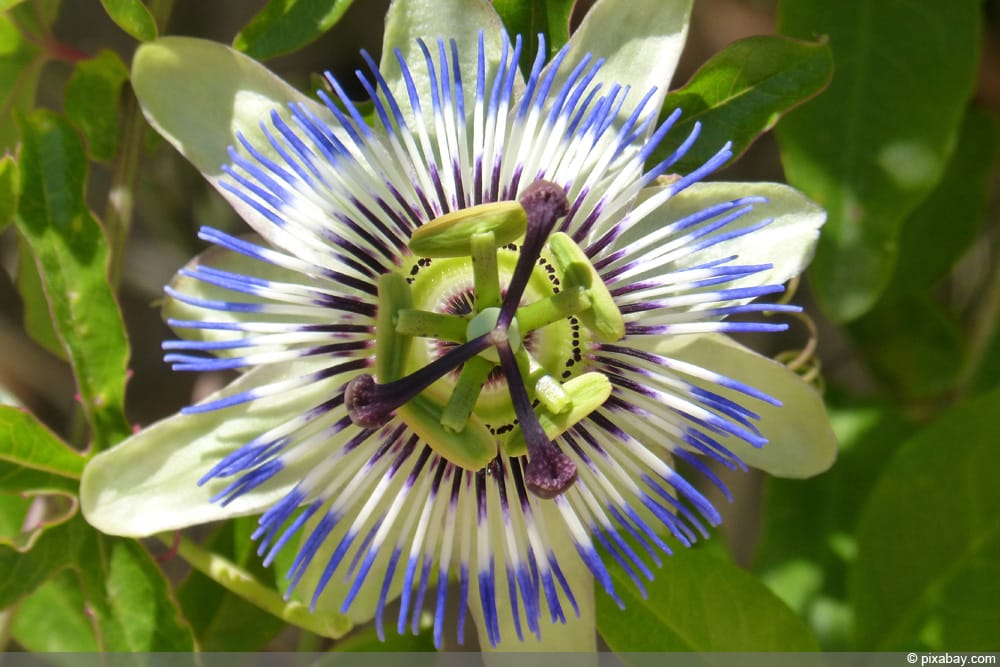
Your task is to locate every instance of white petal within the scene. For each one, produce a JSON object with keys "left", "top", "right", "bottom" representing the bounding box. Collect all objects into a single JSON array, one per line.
[
  {"left": 616, "top": 181, "right": 825, "bottom": 290},
  {"left": 550, "top": 0, "right": 692, "bottom": 130},
  {"left": 380, "top": 0, "right": 515, "bottom": 128},
  {"left": 80, "top": 359, "right": 344, "bottom": 536},
  {"left": 131, "top": 37, "right": 336, "bottom": 251},
  {"left": 670, "top": 334, "right": 837, "bottom": 478}
]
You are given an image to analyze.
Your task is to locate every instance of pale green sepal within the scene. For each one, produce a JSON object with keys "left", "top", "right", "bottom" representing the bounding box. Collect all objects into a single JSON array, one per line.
[
  {"left": 380, "top": 0, "right": 517, "bottom": 131},
  {"left": 471, "top": 501, "right": 597, "bottom": 652},
  {"left": 550, "top": 0, "right": 692, "bottom": 133},
  {"left": 81, "top": 359, "right": 344, "bottom": 536},
  {"left": 670, "top": 334, "right": 837, "bottom": 478},
  {"left": 622, "top": 181, "right": 825, "bottom": 291},
  {"left": 131, "top": 37, "right": 334, "bottom": 252}
]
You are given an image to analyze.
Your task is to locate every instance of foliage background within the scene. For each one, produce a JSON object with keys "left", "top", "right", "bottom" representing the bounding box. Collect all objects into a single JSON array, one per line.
[{"left": 1, "top": 0, "right": 998, "bottom": 653}]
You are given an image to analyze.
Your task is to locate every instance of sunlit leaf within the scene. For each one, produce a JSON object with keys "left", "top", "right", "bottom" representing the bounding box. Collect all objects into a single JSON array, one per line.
[
  {"left": 0, "top": 515, "right": 196, "bottom": 650},
  {"left": 0, "top": 405, "right": 84, "bottom": 492},
  {"left": 777, "top": 0, "right": 980, "bottom": 321},
  {"left": 0, "top": 12, "right": 45, "bottom": 151},
  {"left": 65, "top": 49, "right": 130, "bottom": 162},
  {"left": 233, "top": 0, "right": 354, "bottom": 60},
  {"left": 99, "top": 0, "right": 157, "bottom": 42},
  {"left": 852, "top": 387, "right": 1000, "bottom": 650},
  {"left": 0, "top": 492, "right": 76, "bottom": 552},
  {"left": 14, "top": 111, "right": 131, "bottom": 450},
  {"left": 596, "top": 547, "right": 819, "bottom": 651},
  {"left": 491, "top": 0, "right": 574, "bottom": 72},
  {"left": 12, "top": 570, "right": 100, "bottom": 652},
  {"left": 655, "top": 35, "right": 833, "bottom": 174},
  {"left": 17, "top": 235, "right": 67, "bottom": 359}
]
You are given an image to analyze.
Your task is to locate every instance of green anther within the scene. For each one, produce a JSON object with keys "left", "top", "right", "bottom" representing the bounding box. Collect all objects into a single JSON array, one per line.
[
  {"left": 375, "top": 272, "right": 414, "bottom": 382},
  {"left": 398, "top": 395, "right": 497, "bottom": 470},
  {"left": 439, "top": 356, "right": 494, "bottom": 433},
  {"left": 547, "top": 232, "right": 625, "bottom": 342},
  {"left": 409, "top": 201, "right": 527, "bottom": 258},
  {"left": 515, "top": 286, "right": 591, "bottom": 333},
  {"left": 471, "top": 231, "right": 501, "bottom": 310},
  {"left": 395, "top": 309, "right": 468, "bottom": 342},
  {"left": 503, "top": 372, "right": 612, "bottom": 457},
  {"left": 516, "top": 347, "right": 572, "bottom": 414}
]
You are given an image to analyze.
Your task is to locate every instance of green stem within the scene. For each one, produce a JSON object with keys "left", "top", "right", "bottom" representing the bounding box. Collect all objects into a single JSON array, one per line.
[
  {"left": 0, "top": 606, "right": 15, "bottom": 656},
  {"left": 955, "top": 253, "right": 1000, "bottom": 399},
  {"left": 105, "top": 92, "right": 145, "bottom": 288},
  {"left": 160, "top": 533, "right": 353, "bottom": 640}
]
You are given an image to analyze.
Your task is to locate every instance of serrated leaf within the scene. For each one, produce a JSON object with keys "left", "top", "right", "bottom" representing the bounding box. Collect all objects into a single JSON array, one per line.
[
  {"left": 0, "top": 12, "right": 45, "bottom": 151},
  {"left": 851, "top": 387, "right": 1000, "bottom": 650},
  {"left": 596, "top": 547, "right": 819, "bottom": 652},
  {"left": 14, "top": 111, "right": 131, "bottom": 450},
  {"left": 65, "top": 49, "right": 130, "bottom": 162},
  {"left": 0, "top": 154, "right": 16, "bottom": 230},
  {"left": 99, "top": 0, "right": 157, "bottom": 42},
  {"left": 491, "top": 0, "right": 574, "bottom": 72},
  {"left": 888, "top": 107, "right": 998, "bottom": 295},
  {"left": 655, "top": 35, "right": 833, "bottom": 175},
  {"left": 0, "top": 512, "right": 88, "bottom": 607},
  {"left": 233, "top": 0, "right": 354, "bottom": 60},
  {"left": 776, "top": 0, "right": 980, "bottom": 321}
]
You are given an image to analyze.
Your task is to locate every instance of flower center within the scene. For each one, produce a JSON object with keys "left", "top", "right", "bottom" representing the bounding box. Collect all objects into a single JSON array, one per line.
[{"left": 346, "top": 181, "right": 624, "bottom": 497}]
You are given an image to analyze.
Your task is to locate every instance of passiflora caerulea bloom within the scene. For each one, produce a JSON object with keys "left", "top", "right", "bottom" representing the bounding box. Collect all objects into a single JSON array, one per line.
[{"left": 81, "top": 0, "right": 836, "bottom": 651}]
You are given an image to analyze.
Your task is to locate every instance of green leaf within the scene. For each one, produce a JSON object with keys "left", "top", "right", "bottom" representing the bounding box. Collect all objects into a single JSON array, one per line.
[
  {"left": 655, "top": 35, "right": 833, "bottom": 175},
  {"left": 755, "top": 400, "right": 914, "bottom": 649},
  {"left": 0, "top": 154, "right": 16, "bottom": 230},
  {"left": 176, "top": 517, "right": 285, "bottom": 651},
  {"left": 14, "top": 110, "right": 131, "bottom": 450},
  {"left": 0, "top": 491, "right": 75, "bottom": 552},
  {"left": 0, "top": 11, "right": 45, "bottom": 151},
  {"left": 596, "top": 547, "right": 819, "bottom": 651},
  {"left": 0, "top": 515, "right": 196, "bottom": 650},
  {"left": 0, "top": 404, "right": 84, "bottom": 489},
  {"left": 491, "top": 0, "right": 574, "bottom": 71},
  {"left": 0, "top": 0, "right": 29, "bottom": 12},
  {"left": 17, "top": 235, "right": 67, "bottom": 359},
  {"left": 851, "top": 387, "right": 1000, "bottom": 650},
  {"left": 776, "top": 0, "right": 980, "bottom": 321},
  {"left": 233, "top": 0, "right": 354, "bottom": 60},
  {"left": 99, "top": 0, "right": 157, "bottom": 42},
  {"left": 888, "top": 107, "right": 999, "bottom": 295},
  {"left": 849, "top": 293, "right": 965, "bottom": 401},
  {"left": 65, "top": 49, "right": 130, "bottom": 162},
  {"left": 12, "top": 570, "right": 100, "bottom": 652}
]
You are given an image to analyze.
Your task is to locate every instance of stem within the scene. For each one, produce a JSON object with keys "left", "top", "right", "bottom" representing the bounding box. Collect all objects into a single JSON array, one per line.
[
  {"left": 105, "top": 93, "right": 145, "bottom": 288},
  {"left": 160, "top": 533, "right": 353, "bottom": 640},
  {"left": 0, "top": 606, "right": 15, "bottom": 656},
  {"left": 955, "top": 252, "right": 1000, "bottom": 398}
]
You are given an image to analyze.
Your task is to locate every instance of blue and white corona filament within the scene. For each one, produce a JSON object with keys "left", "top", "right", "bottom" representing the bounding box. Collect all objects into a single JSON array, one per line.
[{"left": 81, "top": 5, "right": 835, "bottom": 651}]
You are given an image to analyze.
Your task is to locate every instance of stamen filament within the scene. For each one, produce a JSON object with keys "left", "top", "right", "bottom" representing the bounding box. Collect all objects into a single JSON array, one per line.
[
  {"left": 471, "top": 231, "right": 501, "bottom": 310},
  {"left": 395, "top": 309, "right": 468, "bottom": 341},
  {"left": 515, "top": 286, "right": 590, "bottom": 332},
  {"left": 439, "top": 356, "right": 494, "bottom": 433}
]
